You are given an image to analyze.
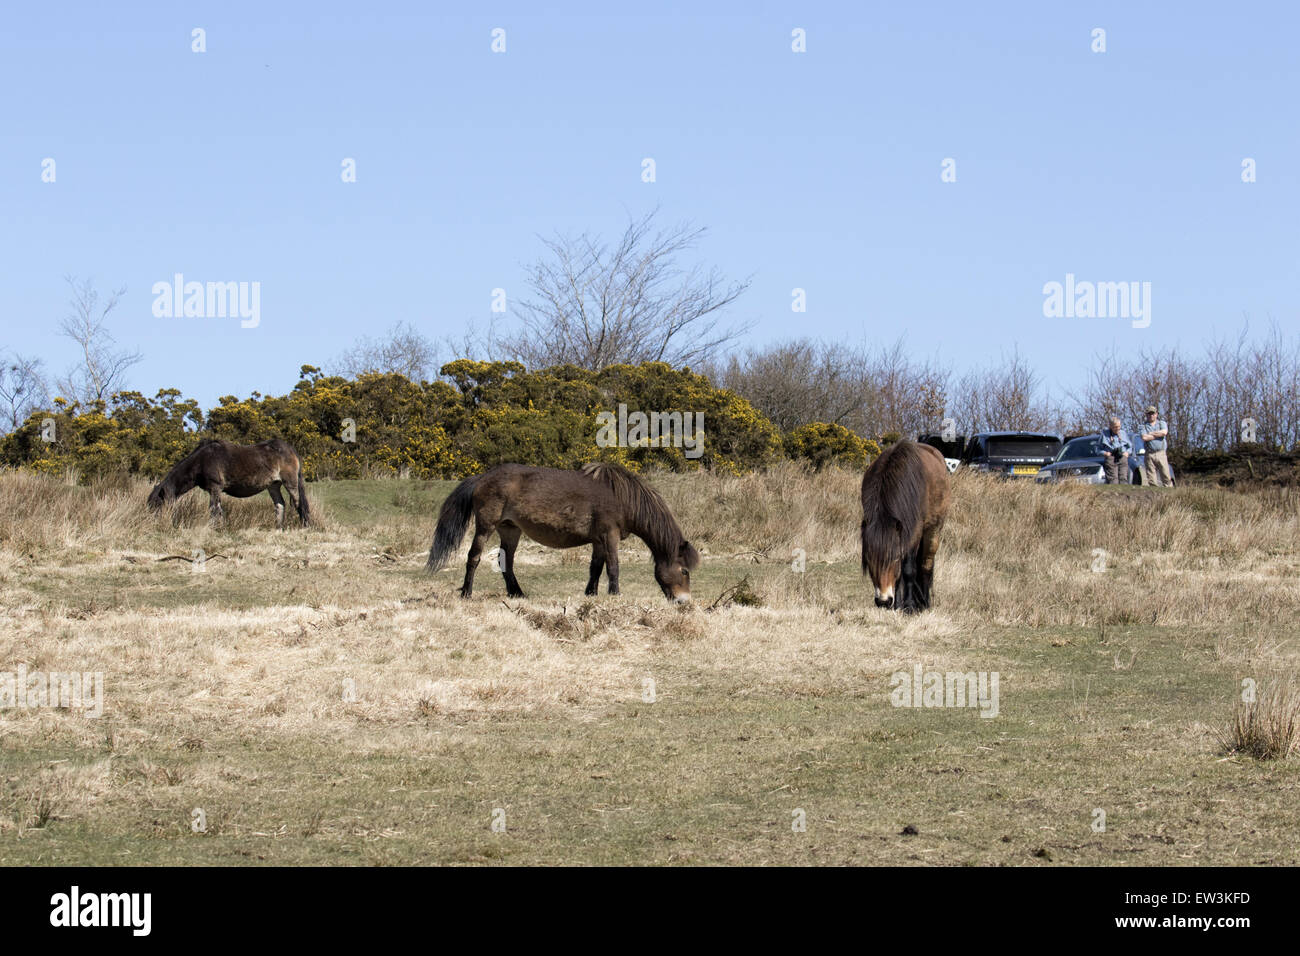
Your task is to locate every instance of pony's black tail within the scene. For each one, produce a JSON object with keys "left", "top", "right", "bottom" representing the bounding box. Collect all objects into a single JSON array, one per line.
[
  {"left": 427, "top": 476, "right": 480, "bottom": 572},
  {"left": 296, "top": 470, "right": 311, "bottom": 526}
]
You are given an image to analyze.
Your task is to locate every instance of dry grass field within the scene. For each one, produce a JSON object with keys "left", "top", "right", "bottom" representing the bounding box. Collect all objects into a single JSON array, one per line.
[{"left": 1, "top": 464, "right": 1298, "bottom": 865}]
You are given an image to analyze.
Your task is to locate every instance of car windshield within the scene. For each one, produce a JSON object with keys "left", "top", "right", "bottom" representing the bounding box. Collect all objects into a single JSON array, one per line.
[
  {"left": 1057, "top": 436, "right": 1101, "bottom": 461},
  {"left": 986, "top": 437, "right": 1060, "bottom": 458}
]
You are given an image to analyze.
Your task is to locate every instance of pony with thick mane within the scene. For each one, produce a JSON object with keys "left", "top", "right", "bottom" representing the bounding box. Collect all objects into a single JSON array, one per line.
[
  {"left": 427, "top": 462, "right": 700, "bottom": 602},
  {"left": 860, "top": 440, "right": 950, "bottom": 612},
  {"left": 147, "top": 438, "right": 310, "bottom": 528}
]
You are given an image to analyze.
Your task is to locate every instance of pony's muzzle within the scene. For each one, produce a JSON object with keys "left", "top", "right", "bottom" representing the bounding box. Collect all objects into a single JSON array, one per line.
[{"left": 673, "top": 594, "right": 692, "bottom": 605}]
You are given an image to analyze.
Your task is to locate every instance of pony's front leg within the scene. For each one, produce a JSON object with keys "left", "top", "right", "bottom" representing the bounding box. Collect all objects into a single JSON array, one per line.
[
  {"left": 916, "top": 522, "right": 944, "bottom": 610},
  {"left": 585, "top": 542, "right": 607, "bottom": 596},
  {"left": 898, "top": 549, "right": 920, "bottom": 613}
]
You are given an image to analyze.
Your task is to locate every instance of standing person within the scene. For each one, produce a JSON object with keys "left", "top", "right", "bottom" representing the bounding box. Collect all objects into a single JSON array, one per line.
[
  {"left": 1099, "top": 417, "right": 1132, "bottom": 484},
  {"left": 1140, "top": 405, "right": 1173, "bottom": 487}
]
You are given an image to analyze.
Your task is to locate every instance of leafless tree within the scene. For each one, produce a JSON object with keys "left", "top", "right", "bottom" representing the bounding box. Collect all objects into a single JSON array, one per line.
[
  {"left": 717, "top": 339, "right": 873, "bottom": 431},
  {"left": 1237, "top": 320, "right": 1300, "bottom": 450},
  {"left": 56, "top": 276, "right": 139, "bottom": 404},
  {"left": 718, "top": 337, "right": 950, "bottom": 438},
  {"left": 499, "top": 210, "right": 751, "bottom": 370},
  {"left": 945, "top": 350, "right": 1062, "bottom": 435},
  {"left": 334, "top": 321, "right": 441, "bottom": 381},
  {"left": 0, "top": 352, "right": 48, "bottom": 431},
  {"left": 1066, "top": 346, "right": 1135, "bottom": 434},
  {"left": 872, "top": 339, "right": 950, "bottom": 438}
]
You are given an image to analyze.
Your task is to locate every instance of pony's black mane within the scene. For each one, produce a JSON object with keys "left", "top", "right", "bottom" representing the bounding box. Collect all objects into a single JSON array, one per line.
[
  {"left": 861, "top": 441, "right": 928, "bottom": 571},
  {"left": 160, "top": 438, "right": 222, "bottom": 486},
  {"left": 580, "top": 462, "right": 698, "bottom": 566},
  {"left": 180, "top": 437, "right": 222, "bottom": 462}
]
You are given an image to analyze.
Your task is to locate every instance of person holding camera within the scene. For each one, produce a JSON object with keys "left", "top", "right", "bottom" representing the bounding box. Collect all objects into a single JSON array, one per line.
[{"left": 1099, "top": 416, "right": 1132, "bottom": 484}]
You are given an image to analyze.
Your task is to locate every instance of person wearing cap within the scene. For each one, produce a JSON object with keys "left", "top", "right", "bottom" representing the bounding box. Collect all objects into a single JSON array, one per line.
[
  {"left": 1140, "top": 405, "right": 1172, "bottom": 487},
  {"left": 1098, "top": 416, "right": 1132, "bottom": 484}
]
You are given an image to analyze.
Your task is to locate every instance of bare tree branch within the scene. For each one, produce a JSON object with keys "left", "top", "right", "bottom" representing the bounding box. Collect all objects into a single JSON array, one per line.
[
  {"left": 499, "top": 210, "right": 752, "bottom": 370},
  {"left": 56, "top": 275, "right": 139, "bottom": 404},
  {"left": 0, "top": 352, "right": 48, "bottom": 431},
  {"left": 333, "top": 321, "right": 441, "bottom": 382}
]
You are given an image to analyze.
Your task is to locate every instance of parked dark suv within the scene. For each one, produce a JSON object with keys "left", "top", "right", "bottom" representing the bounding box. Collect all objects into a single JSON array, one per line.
[{"left": 959, "top": 431, "right": 1063, "bottom": 479}]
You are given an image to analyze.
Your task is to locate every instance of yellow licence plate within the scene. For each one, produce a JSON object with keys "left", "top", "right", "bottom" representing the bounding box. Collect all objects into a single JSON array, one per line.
[{"left": 1012, "top": 465, "right": 1041, "bottom": 475}]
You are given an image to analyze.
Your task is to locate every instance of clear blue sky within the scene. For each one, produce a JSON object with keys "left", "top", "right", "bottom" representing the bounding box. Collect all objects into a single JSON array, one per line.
[{"left": 3, "top": 1, "right": 1297, "bottom": 411}]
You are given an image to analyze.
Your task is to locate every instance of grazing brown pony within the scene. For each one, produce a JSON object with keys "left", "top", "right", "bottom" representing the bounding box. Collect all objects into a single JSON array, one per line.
[
  {"left": 861, "top": 440, "right": 950, "bottom": 612},
  {"left": 426, "top": 462, "right": 700, "bottom": 603},
  {"left": 147, "top": 438, "right": 310, "bottom": 528}
]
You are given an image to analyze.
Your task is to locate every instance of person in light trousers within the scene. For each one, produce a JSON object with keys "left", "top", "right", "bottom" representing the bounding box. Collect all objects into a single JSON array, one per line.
[{"left": 1140, "top": 405, "right": 1173, "bottom": 487}]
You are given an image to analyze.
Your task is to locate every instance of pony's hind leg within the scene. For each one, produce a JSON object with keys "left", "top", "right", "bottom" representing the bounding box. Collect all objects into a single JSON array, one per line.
[
  {"left": 268, "top": 483, "right": 287, "bottom": 530},
  {"left": 286, "top": 470, "right": 310, "bottom": 526},
  {"left": 460, "top": 519, "right": 493, "bottom": 599},
  {"left": 916, "top": 522, "right": 944, "bottom": 611},
  {"left": 208, "top": 489, "right": 225, "bottom": 525},
  {"left": 497, "top": 523, "right": 526, "bottom": 599}
]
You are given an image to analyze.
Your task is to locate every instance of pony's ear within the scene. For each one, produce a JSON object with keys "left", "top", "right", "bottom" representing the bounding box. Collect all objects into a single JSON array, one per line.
[{"left": 680, "top": 540, "right": 701, "bottom": 569}]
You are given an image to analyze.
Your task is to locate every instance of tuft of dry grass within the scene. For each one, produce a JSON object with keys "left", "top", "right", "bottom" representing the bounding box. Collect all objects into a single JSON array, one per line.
[{"left": 1223, "top": 678, "right": 1300, "bottom": 759}]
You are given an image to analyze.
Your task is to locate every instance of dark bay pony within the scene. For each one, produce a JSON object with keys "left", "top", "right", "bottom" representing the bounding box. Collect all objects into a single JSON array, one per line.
[
  {"left": 427, "top": 462, "right": 700, "bottom": 603},
  {"left": 861, "top": 440, "right": 950, "bottom": 612},
  {"left": 147, "top": 438, "right": 310, "bottom": 528}
]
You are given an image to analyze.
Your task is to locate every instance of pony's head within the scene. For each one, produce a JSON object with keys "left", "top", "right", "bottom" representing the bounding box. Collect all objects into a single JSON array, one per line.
[
  {"left": 580, "top": 461, "right": 700, "bottom": 604},
  {"left": 654, "top": 540, "right": 701, "bottom": 604},
  {"left": 146, "top": 480, "right": 173, "bottom": 511},
  {"left": 862, "top": 518, "right": 905, "bottom": 609}
]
